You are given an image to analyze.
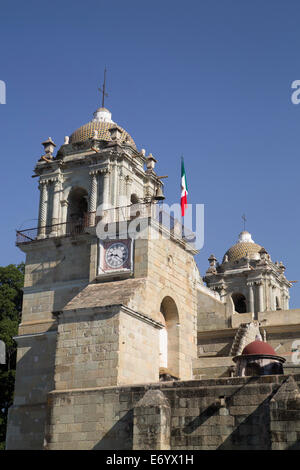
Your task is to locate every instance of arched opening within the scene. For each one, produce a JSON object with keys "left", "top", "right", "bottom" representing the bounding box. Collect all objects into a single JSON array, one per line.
[
  {"left": 67, "top": 187, "right": 88, "bottom": 233},
  {"left": 158, "top": 296, "right": 180, "bottom": 378},
  {"left": 276, "top": 297, "right": 281, "bottom": 311},
  {"left": 245, "top": 362, "right": 261, "bottom": 376},
  {"left": 130, "top": 194, "right": 139, "bottom": 205},
  {"left": 232, "top": 293, "right": 247, "bottom": 314},
  {"left": 130, "top": 193, "right": 140, "bottom": 219}
]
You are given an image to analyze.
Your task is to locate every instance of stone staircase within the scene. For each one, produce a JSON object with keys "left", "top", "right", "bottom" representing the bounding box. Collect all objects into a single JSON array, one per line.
[{"left": 230, "top": 321, "right": 262, "bottom": 356}]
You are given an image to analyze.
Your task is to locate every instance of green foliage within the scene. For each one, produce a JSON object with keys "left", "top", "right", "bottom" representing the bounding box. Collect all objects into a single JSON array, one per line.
[
  {"left": 0, "top": 370, "right": 16, "bottom": 447},
  {"left": 0, "top": 263, "right": 24, "bottom": 323},
  {"left": 0, "top": 263, "right": 24, "bottom": 450}
]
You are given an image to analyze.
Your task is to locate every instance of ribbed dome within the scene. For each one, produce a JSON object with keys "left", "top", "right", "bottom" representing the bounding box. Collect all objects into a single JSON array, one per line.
[
  {"left": 223, "top": 231, "right": 265, "bottom": 263},
  {"left": 242, "top": 340, "right": 276, "bottom": 356},
  {"left": 69, "top": 107, "right": 136, "bottom": 148}
]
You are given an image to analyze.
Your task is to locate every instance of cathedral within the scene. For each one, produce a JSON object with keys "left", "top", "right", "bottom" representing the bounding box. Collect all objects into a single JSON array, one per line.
[{"left": 6, "top": 100, "right": 300, "bottom": 450}]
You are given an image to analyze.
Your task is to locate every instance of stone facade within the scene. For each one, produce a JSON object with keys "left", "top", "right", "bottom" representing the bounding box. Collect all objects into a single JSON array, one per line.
[
  {"left": 6, "top": 105, "right": 300, "bottom": 449},
  {"left": 42, "top": 375, "right": 300, "bottom": 450}
]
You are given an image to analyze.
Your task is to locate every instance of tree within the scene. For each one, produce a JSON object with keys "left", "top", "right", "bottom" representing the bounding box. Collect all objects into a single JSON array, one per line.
[{"left": 0, "top": 263, "right": 24, "bottom": 450}]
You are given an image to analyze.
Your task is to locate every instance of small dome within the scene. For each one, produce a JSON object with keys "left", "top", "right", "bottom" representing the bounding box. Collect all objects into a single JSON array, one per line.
[
  {"left": 69, "top": 107, "right": 136, "bottom": 148},
  {"left": 242, "top": 340, "right": 276, "bottom": 356},
  {"left": 223, "top": 231, "right": 266, "bottom": 263}
]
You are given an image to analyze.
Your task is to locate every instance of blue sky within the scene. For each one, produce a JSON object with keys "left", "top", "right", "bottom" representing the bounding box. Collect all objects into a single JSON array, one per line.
[{"left": 0, "top": 0, "right": 299, "bottom": 307}]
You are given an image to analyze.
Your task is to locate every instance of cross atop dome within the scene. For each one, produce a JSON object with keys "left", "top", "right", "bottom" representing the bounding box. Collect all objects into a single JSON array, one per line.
[{"left": 98, "top": 67, "right": 108, "bottom": 108}]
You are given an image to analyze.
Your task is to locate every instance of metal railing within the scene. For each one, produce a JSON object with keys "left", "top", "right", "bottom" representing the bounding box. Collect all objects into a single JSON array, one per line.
[
  {"left": 16, "top": 203, "right": 196, "bottom": 245},
  {"left": 16, "top": 220, "right": 89, "bottom": 244}
]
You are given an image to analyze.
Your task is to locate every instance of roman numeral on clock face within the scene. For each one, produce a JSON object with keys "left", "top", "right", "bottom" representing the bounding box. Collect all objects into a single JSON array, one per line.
[{"left": 105, "top": 242, "right": 129, "bottom": 269}]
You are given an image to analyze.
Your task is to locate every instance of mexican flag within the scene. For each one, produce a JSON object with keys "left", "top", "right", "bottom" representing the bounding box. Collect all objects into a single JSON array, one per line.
[{"left": 181, "top": 157, "right": 188, "bottom": 217}]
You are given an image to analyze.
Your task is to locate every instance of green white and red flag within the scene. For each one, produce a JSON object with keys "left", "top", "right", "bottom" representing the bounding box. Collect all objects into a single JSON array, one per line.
[{"left": 181, "top": 157, "right": 188, "bottom": 217}]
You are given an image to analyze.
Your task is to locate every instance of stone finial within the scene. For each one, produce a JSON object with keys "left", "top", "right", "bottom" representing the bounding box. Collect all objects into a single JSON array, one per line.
[
  {"left": 279, "top": 261, "right": 286, "bottom": 273},
  {"left": 206, "top": 254, "right": 217, "bottom": 275},
  {"left": 208, "top": 254, "right": 217, "bottom": 267},
  {"left": 108, "top": 125, "right": 123, "bottom": 141},
  {"left": 42, "top": 137, "right": 56, "bottom": 157},
  {"left": 223, "top": 254, "right": 229, "bottom": 263},
  {"left": 93, "top": 130, "right": 99, "bottom": 139},
  {"left": 64, "top": 136, "right": 69, "bottom": 145},
  {"left": 146, "top": 153, "right": 157, "bottom": 172},
  {"left": 259, "top": 247, "right": 268, "bottom": 261},
  {"left": 140, "top": 148, "right": 146, "bottom": 156}
]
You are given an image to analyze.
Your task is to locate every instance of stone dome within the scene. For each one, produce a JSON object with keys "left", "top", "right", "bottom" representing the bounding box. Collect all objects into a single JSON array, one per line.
[
  {"left": 69, "top": 107, "right": 136, "bottom": 148},
  {"left": 223, "top": 231, "right": 265, "bottom": 263},
  {"left": 242, "top": 340, "right": 276, "bottom": 356}
]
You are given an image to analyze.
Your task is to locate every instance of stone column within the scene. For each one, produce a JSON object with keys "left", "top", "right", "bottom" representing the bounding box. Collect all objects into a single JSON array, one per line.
[
  {"left": 50, "top": 178, "right": 61, "bottom": 237},
  {"left": 247, "top": 282, "right": 255, "bottom": 316},
  {"left": 257, "top": 281, "right": 264, "bottom": 313},
  {"left": 37, "top": 180, "right": 48, "bottom": 239},
  {"left": 109, "top": 162, "right": 117, "bottom": 207},
  {"left": 98, "top": 168, "right": 110, "bottom": 222},
  {"left": 60, "top": 200, "right": 69, "bottom": 235},
  {"left": 88, "top": 171, "right": 98, "bottom": 226},
  {"left": 269, "top": 282, "right": 274, "bottom": 310},
  {"left": 125, "top": 175, "right": 133, "bottom": 219},
  {"left": 286, "top": 294, "right": 290, "bottom": 310}
]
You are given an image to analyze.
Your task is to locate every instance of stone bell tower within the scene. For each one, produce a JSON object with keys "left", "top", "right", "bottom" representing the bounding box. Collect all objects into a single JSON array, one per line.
[
  {"left": 204, "top": 230, "right": 291, "bottom": 318},
  {"left": 7, "top": 102, "right": 200, "bottom": 449}
]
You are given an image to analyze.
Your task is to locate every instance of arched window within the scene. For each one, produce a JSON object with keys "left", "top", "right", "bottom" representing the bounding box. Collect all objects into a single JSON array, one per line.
[
  {"left": 158, "top": 296, "right": 180, "bottom": 378},
  {"left": 276, "top": 297, "right": 281, "bottom": 310},
  {"left": 130, "top": 194, "right": 140, "bottom": 219},
  {"left": 68, "top": 187, "right": 88, "bottom": 233},
  {"left": 232, "top": 293, "right": 247, "bottom": 314},
  {"left": 245, "top": 362, "right": 261, "bottom": 377},
  {"left": 130, "top": 194, "right": 139, "bottom": 205}
]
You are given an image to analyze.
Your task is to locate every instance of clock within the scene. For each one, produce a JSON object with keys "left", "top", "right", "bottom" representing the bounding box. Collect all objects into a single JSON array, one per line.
[
  {"left": 105, "top": 242, "right": 129, "bottom": 269},
  {"left": 98, "top": 239, "right": 133, "bottom": 276}
]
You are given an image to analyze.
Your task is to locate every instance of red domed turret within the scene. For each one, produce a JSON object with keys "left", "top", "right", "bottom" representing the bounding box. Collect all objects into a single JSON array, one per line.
[{"left": 242, "top": 340, "right": 276, "bottom": 356}]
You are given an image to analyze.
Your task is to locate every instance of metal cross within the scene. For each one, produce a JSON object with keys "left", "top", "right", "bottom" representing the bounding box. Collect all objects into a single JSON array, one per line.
[
  {"left": 242, "top": 213, "right": 247, "bottom": 231},
  {"left": 98, "top": 67, "right": 108, "bottom": 108}
]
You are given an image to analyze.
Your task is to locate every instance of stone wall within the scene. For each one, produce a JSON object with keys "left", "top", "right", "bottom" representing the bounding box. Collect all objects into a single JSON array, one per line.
[
  {"left": 43, "top": 375, "right": 300, "bottom": 451},
  {"left": 197, "top": 290, "right": 229, "bottom": 331},
  {"left": 118, "top": 310, "right": 160, "bottom": 385},
  {"left": 6, "top": 331, "right": 57, "bottom": 449},
  {"left": 54, "top": 307, "right": 120, "bottom": 390},
  {"left": 6, "top": 235, "right": 92, "bottom": 449}
]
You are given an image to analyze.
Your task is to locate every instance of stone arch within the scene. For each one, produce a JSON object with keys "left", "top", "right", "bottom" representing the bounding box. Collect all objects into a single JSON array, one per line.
[
  {"left": 130, "top": 193, "right": 139, "bottom": 205},
  {"left": 130, "top": 193, "right": 141, "bottom": 219},
  {"left": 158, "top": 296, "right": 180, "bottom": 378},
  {"left": 276, "top": 296, "right": 281, "bottom": 310},
  {"left": 67, "top": 187, "right": 88, "bottom": 231},
  {"left": 232, "top": 292, "right": 247, "bottom": 314},
  {"left": 245, "top": 361, "right": 261, "bottom": 377}
]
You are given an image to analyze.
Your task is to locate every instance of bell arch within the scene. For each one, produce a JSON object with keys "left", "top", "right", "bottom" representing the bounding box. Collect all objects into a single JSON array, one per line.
[
  {"left": 276, "top": 296, "right": 281, "bottom": 310},
  {"left": 158, "top": 296, "right": 180, "bottom": 378},
  {"left": 232, "top": 292, "right": 247, "bottom": 314},
  {"left": 67, "top": 187, "right": 88, "bottom": 231}
]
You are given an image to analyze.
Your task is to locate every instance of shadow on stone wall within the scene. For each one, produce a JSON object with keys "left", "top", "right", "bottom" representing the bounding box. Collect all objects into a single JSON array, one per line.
[
  {"left": 218, "top": 399, "right": 271, "bottom": 450},
  {"left": 6, "top": 325, "right": 57, "bottom": 449},
  {"left": 93, "top": 410, "right": 133, "bottom": 450},
  {"left": 183, "top": 404, "right": 219, "bottom": 434}
]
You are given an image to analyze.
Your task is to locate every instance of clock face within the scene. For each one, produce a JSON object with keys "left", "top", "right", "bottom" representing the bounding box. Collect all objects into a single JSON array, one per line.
[{"left": 105, "top": 242, "right": 129, "bottom": 269}]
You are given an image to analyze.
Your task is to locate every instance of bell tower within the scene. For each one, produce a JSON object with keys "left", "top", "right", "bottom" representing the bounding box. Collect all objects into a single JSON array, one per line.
[
  {"left": 204, "top": 231, "right": 292, "bottom": 318},
  {"left": 7, "top": 103, "right": 200, "bottom": 449}
]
